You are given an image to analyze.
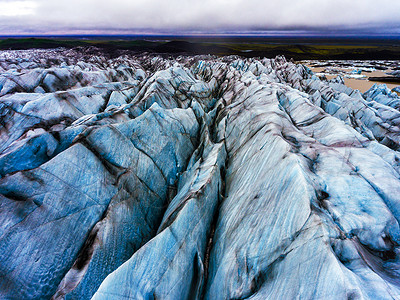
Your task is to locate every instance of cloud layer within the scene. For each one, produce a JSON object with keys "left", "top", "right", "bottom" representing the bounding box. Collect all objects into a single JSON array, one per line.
[{"left": 0, "top": 0, "right": 400, "bottom": 35}]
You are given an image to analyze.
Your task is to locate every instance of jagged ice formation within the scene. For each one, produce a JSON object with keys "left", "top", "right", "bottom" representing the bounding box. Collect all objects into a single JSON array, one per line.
[{"left": 1, "top": 48, "right": 400, "bottom": 299}]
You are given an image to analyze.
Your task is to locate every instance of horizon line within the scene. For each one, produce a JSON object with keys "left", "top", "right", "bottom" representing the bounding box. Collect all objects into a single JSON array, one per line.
[{"left": 1, "top": 33, "right": 400, "bottom": 39}]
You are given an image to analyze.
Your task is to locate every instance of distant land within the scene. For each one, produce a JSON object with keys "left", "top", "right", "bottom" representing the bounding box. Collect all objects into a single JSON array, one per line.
[{"left": 0, "top": 35, "right": 400, "bottom": 60}]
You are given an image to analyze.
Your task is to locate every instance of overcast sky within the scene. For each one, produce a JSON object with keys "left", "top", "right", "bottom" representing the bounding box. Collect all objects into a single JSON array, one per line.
[{"left": 0, "top": 0, "right": 400, "bottom": 35}]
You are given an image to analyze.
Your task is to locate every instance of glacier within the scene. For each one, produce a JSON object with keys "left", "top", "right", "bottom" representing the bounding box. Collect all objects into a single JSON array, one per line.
[{"left": 0, "top": 48, "right": 400, "bottom": 299}]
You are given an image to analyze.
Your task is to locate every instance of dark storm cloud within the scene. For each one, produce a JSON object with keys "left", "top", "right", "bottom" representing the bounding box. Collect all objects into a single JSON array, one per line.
[{"left": 0, "top": 0, "right": 399, "bottom": 35}]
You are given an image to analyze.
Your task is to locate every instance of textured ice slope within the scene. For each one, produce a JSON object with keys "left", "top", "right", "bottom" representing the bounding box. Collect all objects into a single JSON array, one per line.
[{"left": 0, "top": 49, "right": 400, "bottom": 299}]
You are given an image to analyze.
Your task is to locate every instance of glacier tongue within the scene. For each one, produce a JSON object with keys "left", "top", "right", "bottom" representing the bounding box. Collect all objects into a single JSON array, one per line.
[{"left": 0, "top": 49, "right": 400, "bottom": 299}]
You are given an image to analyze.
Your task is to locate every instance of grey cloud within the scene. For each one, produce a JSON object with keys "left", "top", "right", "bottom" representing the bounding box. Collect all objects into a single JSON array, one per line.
[{"left": 0, "top": 0, "right": 400, "bottom": 34}]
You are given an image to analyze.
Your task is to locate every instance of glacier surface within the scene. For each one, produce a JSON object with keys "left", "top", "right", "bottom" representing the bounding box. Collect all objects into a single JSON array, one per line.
[{"left": 0, "top": 49, "right": 400, "bottom": 299}]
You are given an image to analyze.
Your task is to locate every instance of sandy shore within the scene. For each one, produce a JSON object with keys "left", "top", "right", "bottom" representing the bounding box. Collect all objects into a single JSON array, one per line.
[{"left": 307, "top": 66, "right": 399, "bottom": 94}]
